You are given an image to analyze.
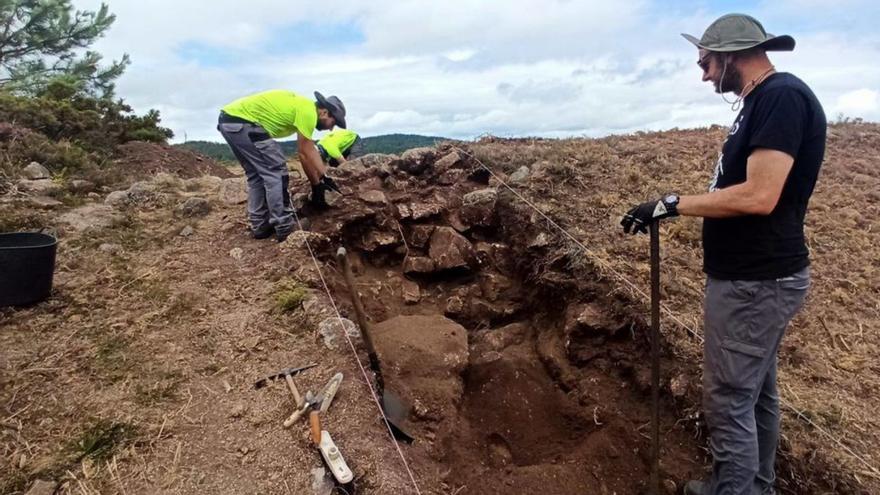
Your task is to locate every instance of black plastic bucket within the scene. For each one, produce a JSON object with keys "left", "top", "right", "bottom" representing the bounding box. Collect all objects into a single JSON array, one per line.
[{"left": 0, "top": 232, "right": 58, "bottom": 307}]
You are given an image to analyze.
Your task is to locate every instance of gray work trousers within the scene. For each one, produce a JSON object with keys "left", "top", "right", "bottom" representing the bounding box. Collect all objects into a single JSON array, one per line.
[
  {"left": 702, "top": 266, "right": 810, "bottom": 495},
  {"left": 217, "top": 121, "right": 294, "bottom": 235}
]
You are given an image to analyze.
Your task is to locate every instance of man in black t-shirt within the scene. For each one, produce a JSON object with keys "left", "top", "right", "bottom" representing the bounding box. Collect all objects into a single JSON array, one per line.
[{"left": 620, "top": 14, "right": 826, "bottom": 495}]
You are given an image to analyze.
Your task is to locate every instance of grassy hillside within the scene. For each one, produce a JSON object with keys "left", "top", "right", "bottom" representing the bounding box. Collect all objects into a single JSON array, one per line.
[{"left": 176, "top": 133, "right": 448, "bottom": 162}]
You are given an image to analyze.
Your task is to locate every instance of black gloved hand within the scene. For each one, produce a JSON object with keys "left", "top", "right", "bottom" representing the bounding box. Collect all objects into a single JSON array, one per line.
[
  {"left": 321, "top": 175, "right": 342, "bottom": 194},
  {"left": 620, "top": 194, "right": 680, "bottom": 234},
  {"left": 308, "top": 176, "right": 343, "bottom": 210}
]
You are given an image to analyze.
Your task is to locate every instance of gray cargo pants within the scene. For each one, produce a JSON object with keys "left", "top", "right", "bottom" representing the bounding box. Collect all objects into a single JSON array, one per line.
[
  {"left": 217, "top": 120, "right": 294, "bottom": 235},
  {"left": 703, "top": 266, "right": 810, "bottom": 495}
]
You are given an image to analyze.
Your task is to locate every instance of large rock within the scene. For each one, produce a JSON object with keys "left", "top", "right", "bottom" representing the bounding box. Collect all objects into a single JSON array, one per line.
[
  {"left": 471, "top": 322, "right": 530, "bottom": 365},
  {"left": 410, "top": 202, "right": 444, "bottom": 220},
  {"left": 348, "top": 153, "right": 395, "bottom": 169},
  {"left": 176, "top": 197, "right": 211, "bottom": 217},
  {"left": 104, "top": 190, "right": 130, "bottom": 207},
  {"left": 23, "top": 162, "right": 50, "bottom": 180},
  {"left": 219, "top": 177, "right": 248, "bottom": 204},
  {"left": 438, "top": 168, "right": 466, "bottom": 186},
  {"left": 358, "top": 190, "right": 387, "bottom": 205},
  {"left": 127, "top": 181, "right": 158, "bottom": 204},
  {"left": 279, "top": 231, "right": 331, "bottom": 252},
  {"left": 428, "top": 227, "right": 476, "bottom": 271},
  {"left": 395, "top": 147, "right": 436, "bottom": 175},
  {"left": 563, "top": 302, "right": 623, "bottom": 338},
  {"left": 372, "top": 315, "right": 469, "bottom": 416},
  {"left": 402, "top": 279, "right": 421, "bottom": 304},
  {"left": 459, "top": 188, "right": 498, "bottom": 227},
  {"left": 184, "top": 175, "right": 223, "bottom": 193},
  {"left": 361, "top": 230, "right": 399, "bottom": 251},
  {"left": 58, "top": 204, "right": 123, "bottom": 232},
  {"left": 475, "top": 322, "right": 529, "bottom": 351},
  {"left": 17, "top": 179, "right": 60, "bottom": 195},
  {"left": 434, "top": 151, "right": 462, "bottom": 173},
  {"left": 406, "top": 225, "right": 435, "bottom": 248},
  {"left": 29, "top": 196, "right": 62, "bottom": 209},
  {"left": 69, "top": 179, "right": 95, "bottom": 193},
  {"left": 509, "top": 166, "right": 530, "bottom": 183},
  {"left": 403, "top": 255, "right": 436, "bottom": 275},
  {"left": 396, "top": 202, "right": 443, "bottom": 221},
  {"left": 478, "top": 272, "right": 514, "bottom": 302},
  {"left": 318, "top": 317, "right": 359, "bottom": 350}
]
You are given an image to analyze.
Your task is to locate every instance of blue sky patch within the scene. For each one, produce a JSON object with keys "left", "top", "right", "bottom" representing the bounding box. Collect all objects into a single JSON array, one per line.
[
  {"left": 262, "top": 20, "right": 365, "bottom": 54},
  {"left": 175, "top": 20, "right": 365, "bottom": 67},
  {"left": 176, "top": 41, "right": 237, "bottom": 67}
]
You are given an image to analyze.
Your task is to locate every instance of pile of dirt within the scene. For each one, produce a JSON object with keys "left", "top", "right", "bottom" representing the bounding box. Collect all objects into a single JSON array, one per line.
[{"left": 112, "top": 141, "right": 235, "bottom": 181}]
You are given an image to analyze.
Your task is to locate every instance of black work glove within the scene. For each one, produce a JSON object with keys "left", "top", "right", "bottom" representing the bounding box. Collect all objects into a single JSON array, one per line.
[
  {"left": 309, "top": 176, "right": 343, "bottom": 209},
  {"left": 620, "top": 194, "right": 680, "bottom": 234},
  {"left": 321, "top": 175, "right": 342, "bottom": 194}
]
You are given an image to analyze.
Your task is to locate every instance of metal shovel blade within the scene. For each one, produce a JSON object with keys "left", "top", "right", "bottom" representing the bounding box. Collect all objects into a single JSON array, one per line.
[{"left": 381, "top": 389, "right": 414, "bottom": 443}]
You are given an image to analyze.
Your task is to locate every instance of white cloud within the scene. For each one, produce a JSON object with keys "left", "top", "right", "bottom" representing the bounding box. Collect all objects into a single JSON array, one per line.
[
  {"left": 70, "top": 1, "right": 880, "bottom": 142},
  {"left": 834, "top": 89, "right": 879, "bottom": 120}
]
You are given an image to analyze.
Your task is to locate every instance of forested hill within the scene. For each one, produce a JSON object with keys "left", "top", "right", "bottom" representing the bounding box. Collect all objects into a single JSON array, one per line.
[{"left": 176, "top": 133, "right": 448, "bottom": 161}]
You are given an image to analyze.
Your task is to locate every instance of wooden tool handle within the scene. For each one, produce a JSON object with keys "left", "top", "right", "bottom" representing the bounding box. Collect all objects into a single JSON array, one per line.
[
  {"left": 309, "top": 411, "right": 322, "bottom": 445},
  {"left": 284, "top": 374, "right": 303, "bottom": 407},
  {"left": 283, "top": 405, "right": 307, "bottom": 428},
  {"left": 336, "top": 248, "right": 386, "bottom": 392}
]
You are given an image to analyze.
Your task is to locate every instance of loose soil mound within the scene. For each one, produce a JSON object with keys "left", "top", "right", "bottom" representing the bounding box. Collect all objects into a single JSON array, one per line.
[{"left": 113, "top": 141, "right": 234, "bottom": 180}]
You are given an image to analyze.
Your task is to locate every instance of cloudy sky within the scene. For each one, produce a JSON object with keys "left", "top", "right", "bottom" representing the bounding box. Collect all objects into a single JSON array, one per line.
[{"left": 74, "top": 0, "right": 880, "bottom": 143}]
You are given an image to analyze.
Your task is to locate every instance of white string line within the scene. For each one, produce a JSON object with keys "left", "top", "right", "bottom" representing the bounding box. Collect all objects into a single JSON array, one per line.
[
  {"left": 291, "top": 212, "right": 423, "bottom": 495},
  {"left": 453, "top": 145, "right": 880, "bottom": 478}
]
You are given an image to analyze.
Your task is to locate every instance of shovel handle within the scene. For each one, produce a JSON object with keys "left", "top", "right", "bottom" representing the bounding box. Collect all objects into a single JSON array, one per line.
[
  {"left": 336, "top": 247, "right": 385, "bottom": 392},
  {"left": 649, "top": 221, "right": 661, "bottom": 495}
]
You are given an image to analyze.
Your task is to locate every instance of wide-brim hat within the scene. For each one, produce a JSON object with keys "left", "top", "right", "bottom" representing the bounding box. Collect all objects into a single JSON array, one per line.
[
  {"left": 682, "top": 13, "right": 795, "bottom": 53},
  {"left": 314, "top": 91, "right": 347, "bottom": 129}
]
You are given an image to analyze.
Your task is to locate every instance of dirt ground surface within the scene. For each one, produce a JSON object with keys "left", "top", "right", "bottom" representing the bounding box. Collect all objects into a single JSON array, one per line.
[{"left": 1, "top": 124, "right": 878, "bottom": 494}]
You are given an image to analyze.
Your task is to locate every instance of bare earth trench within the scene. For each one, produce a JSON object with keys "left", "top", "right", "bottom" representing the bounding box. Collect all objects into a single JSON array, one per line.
[{"left": 2, "top": 126, "right": 878, "bottom": 494}]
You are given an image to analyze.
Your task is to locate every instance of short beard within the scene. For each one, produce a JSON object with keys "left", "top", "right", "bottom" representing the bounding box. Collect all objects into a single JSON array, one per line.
[
  {"left": 716, "top": 60, "right": 744, "bottom": 94},
  {"left": 316, "top": 120, "right": 331, "bottom": 131}
]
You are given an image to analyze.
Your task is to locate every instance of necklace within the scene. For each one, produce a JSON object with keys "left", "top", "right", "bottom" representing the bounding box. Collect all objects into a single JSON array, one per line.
[
  {"left": 741, "top": 66, "right": 776, "bottom": 98},
  {"left": 730, "top": 65, "right": 776, "bottom": 111}
]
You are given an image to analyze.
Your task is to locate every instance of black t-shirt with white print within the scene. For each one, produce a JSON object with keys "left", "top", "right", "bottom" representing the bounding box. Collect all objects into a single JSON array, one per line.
[{"left": 703, "top": 72, "right": 826, "bottom": 280}]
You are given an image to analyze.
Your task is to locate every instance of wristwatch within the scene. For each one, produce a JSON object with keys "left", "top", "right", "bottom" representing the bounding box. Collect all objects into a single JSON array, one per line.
[{"left": 664, "top": 194, "right": 680, "bottom": 216}]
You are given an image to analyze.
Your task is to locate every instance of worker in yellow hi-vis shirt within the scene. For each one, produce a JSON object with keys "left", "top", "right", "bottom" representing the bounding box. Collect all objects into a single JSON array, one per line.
[
  {"left": 317, "top": 129, "right": 362, "bottom": 167},
  {"left": 217, "top": 90, "right": 347, "bottom": 242}
]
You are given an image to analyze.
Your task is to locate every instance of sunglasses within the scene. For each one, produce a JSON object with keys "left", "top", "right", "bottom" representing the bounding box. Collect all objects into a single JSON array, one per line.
[{"left": 697, "top": 53, "right": 713, "bottom": 73}]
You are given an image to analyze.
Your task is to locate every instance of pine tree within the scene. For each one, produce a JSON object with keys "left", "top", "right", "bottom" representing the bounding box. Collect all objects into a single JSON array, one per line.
[{"left": 0, "top": 0, "right": 129, "bottom": 97}]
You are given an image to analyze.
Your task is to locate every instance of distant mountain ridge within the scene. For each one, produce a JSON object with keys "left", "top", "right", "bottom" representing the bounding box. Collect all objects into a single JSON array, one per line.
[{"left": 175, "top": 133, "right": 448, "bottom": 162}]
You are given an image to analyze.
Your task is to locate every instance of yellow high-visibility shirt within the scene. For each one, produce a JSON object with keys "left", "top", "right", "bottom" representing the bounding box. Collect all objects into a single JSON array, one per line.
[
  {"left": 317, "top": 129, "right": 360, "bottom": 159},
  {"left": 222, "top": 90, "right": 317, "bottom": 139}
]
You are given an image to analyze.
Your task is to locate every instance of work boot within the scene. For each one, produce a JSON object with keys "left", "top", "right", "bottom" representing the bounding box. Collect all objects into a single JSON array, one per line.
[
  {"left": 250, "top": 224, "right": 275, "bottom": 240},
  {"left": 275, "top": 223, "right": 293, "bottom": 243},
  {"left": 683, "top": 480, "right": 706, "bottom": 495},
  {"left": 274, "top": 218, "right": 310, "bottom": 243}
]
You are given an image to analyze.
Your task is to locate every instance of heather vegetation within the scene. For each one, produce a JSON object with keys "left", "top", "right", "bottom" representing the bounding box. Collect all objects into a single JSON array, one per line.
[{"left": 0, "top": 1, "right": 173, "bottom": 192}]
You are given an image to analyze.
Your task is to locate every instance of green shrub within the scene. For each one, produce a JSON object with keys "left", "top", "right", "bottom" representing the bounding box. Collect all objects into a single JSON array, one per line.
[
  {"left": 0, "top": 83, "right": 174, "bottom": 190},
  {"left": 274, "top": 279, "right": 308, "bottom": 312}
]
